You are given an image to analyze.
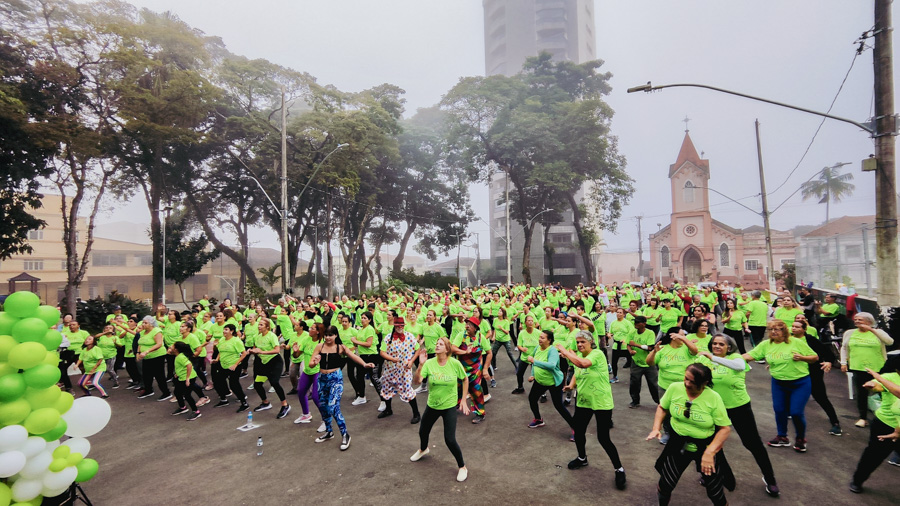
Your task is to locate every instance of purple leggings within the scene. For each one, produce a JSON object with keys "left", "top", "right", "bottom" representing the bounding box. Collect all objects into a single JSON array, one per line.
[{"left": 297, "top": 372, "right": 321, "bottom": 415}]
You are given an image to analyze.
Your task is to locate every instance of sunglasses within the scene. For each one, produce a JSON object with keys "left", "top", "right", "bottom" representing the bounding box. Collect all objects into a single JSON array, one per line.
[{"left": 683, "top": 400, "right": 693, "bottom": 419}]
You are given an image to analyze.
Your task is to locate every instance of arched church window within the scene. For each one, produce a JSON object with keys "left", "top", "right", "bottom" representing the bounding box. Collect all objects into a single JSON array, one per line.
[
  {"left": 684, "top": 180, "right": 695, "bottom": 203},
  {"left": 661, "top": 245, "right": 670, "bottom": 268},
  {"left": 719, "top": 243, "right": 730, "bottom": 266}
]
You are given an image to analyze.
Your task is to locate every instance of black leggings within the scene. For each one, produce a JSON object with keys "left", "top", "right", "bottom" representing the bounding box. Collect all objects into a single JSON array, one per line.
[
  {"left": 851, "top": 370, "right": 874, "bottom": 420},
  {"left": 347, "top": 361, "right": 366, "bottom": 398},
  {"left": 610, "top": 348, "right": 631, "bottom": 378},
  {"left": 362, "top": 354, "right": 383, "bottom": 400},
  {"left": 657, "top": 433, "right": 727, "bottom": 506},
  {"left": 722, "top": 328, "right": 747, "bottom": 355},
  {"left": 809, "top": 367, "right": 840, "bottom": 426},
  {"left": 174, "top": 377, "right": 202, "bottom": 411},
  {"left": 58, "top": 349, "right": 76, "bottom": 390},
  {"left": 253, "top": 355, "right": 286, "bottom": 402},
  {"left": 142, "top": 356, "right": 170, "bottom": 396},
  {"left": 852, "top": 417, "right": 900, "bottom": 485},
  {"left": 191, "top": 356, "right": 208, "bottom": 386},
  {"left": 212, "top": 363, "right": 247, "bottom": 402},
  {"left": 727, "top": 402, "right": 776, "bottom": 484},
  {"left": 124, "top": 356, "right": 141, "bottom": 384},
  {"left": 528, "top": 381, "right": 574, "bottom": 427},
  {"left": 419, "top": 406, "right": 464, "bottom": 467},
  {"left": 572, "top": 407, "right": 621, "bottom": 468},
  {"left": 515, "top": 358, "right": 531, "bottom": 389}
]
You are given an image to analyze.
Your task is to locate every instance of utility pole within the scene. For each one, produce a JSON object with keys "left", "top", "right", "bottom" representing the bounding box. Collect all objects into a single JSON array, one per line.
[
  {"left": 505, "top": 170, "right": 512, "bottom": 286},
  {"left": 475, "top": 232, "right": 481, "bottom": 284},
  {"left": 755, "top": 120, "right": 777, "bottom": 292},
  {"left": 281, "top": 86, "right": 289, "bottom": 295},
  {"left": 874, "top": 0, "right": 899, "bottom": 307},
  {"left": 636, "top": 216, "right": 644, "bottom": 282}
]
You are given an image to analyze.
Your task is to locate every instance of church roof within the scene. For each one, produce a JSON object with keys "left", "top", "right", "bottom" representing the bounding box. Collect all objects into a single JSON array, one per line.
[{"left": 669, "top": 132, "right": 709, "bottom": 177}]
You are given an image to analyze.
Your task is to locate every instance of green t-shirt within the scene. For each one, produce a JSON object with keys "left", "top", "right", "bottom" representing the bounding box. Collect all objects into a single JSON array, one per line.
[
  {"left": 420, "top": 322, "right": 446, "bottom": 354},
  {"left": 208, "top": 322, "right": 225, "bottom": 342},
  {"left": 661, "top": 382, "right": 731, "bottom": 439},
  {"left": 530, "top": 346, "right": 561, "bottom": 386},
  {"left": 492, "top": 318, "right": 511, "bottom": 343},
  {"left": 286, "top": 332, "right": 306, "bottom": 364},
  {"left": 873, "top": 372, "right": 900, "bottom": 427},
  {"left": 162, "top": 320, "right": 182, "bottom": 347},
  {"left": 62, "top": 329, "right": 88, "bottom": 355},
  {"left": 217, "top": 336, "right": 246, "bottom": 370},
  {"left": 631, "top": 329, "right": 657, "bottom": 368},
  {"left": 300, "top": 335, "right": 320, "bottom": 375},
  {"left": 696, "top": 354, "right": 751, "bottom": 409},
  {"left": 655, "top": 344, "right": 696, "bottom": 390},
  {"left": 420, "top": 357, "right": 466, "bottom": 410},
  {"left": 138, "top": 328, "right": 166, "bottom": 359},
  {"left": 689, "top": 333, "right": 712, "bottom": 353},
  {"left": 820, "top": 302, "right": 840, "bottom": 317},
  {"left": 774, "top": 307, "right": 802, "bottom": 328},
  {"left": 356, "top": 326, "right": 379, "bottom": 355},
  {"left": 747, "top": 338, "right": 815, "bottom": 380},
  {"left": 117, "top": 331, "right": 135, "bottom": 358},
  {"left": 723, "top": 310, "right": 747, "bottom": 331},
  {"left": 609, "top": 319, "right": 635, "bottom": 350},
  {"left": 185, "top": 333, "right": 204, "bottom": 358},
  {"left": 847, "top": 330, "right": 887, "bottom": 372},
  {"left": 518, "top": 327, "right": 540, "bottom": 355},
  {"left": 254, "top": 331, "right": 280, "bottom": 364},
  {"left": 97, "top": 335, "right": 118, "bottom": 360},
  {"left": 745, "top": 300, "right": 768, "bottom": 327},
  {"left": 573, "top": 349, "right": 613, "bottom": 410},
  {"left": 80, "top": 346, "right": 105, "bottom": 372},
  {"left": 658, "top": 307, "right": 682, "bottom": 334},
  {"left": 174, "top": 353, "right": 197, "bottom": 380}
]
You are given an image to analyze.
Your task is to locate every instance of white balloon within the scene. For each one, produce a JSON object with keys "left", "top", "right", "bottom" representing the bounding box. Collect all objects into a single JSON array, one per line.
[
  {"left": 45, "top": 439, "right": 61, "bottom": 451},
  {"left": 42, "top": 466, "right": 77, "bottom": 491},
  {"left": 61, "top": 396, "right": 111, "bottom": 438},
  {"left": 0, "top": 425, "right": 28, "bottom": 452},
  {"left": 20, "top": 436, "right": 47, "bottom": 458},
  {"left": 18, "top": 449, "right": 52, "bottom": 479},
  {"left": 0, "top": 450, "right": 26, "bottom": 478},
  {"left": 61, "top": 437, "right": 90, "bottom": 457},
  {"left": 10, "top": 477, "right": 42, "bottom": 502},
  {"left": 42, "top": 484, "right": 70, "bottom": 498}
]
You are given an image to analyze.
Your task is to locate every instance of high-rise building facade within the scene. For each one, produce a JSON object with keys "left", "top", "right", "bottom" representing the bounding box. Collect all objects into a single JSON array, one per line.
[{"left": 483, "top": 0, "right": 600, "bottom": 285}]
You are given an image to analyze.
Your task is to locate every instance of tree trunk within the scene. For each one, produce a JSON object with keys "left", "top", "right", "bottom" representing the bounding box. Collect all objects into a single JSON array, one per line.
[
  {"left": 567, "top": 192, "right": 595, "bottom": 284},
  {"left": 325, "top": 194, "right": 334, "bottom": 299},
  {"left": 354, "top": 242, "right": 365, "bottom": 293},
  {"left": 184, "top": 192, "right": 261, "bottom": 286},
  {"left": 375, "top": 248, "right": 384, "bottom": 286},
  {"left": 521, "top": 221, "right": 538, "bottom": 285},
  {"left": 393, "top": 223, "right": 417, "bottom": 274},
  {"left": 543, "top": 222, "right": 555, "bottom": 282}
]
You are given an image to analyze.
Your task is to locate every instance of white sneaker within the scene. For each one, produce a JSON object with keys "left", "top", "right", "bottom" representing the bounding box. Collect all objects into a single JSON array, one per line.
[
  {"left": 317, "top": 421, "right": 327, "bottom": 433},
  {"left": 484, "top": 394, "right": 492, "bottom": 402},
  {"left": 457, "top": 467, "right": 468, "bottom": 482},
  {"left": 377, "top": 401, "right": 386, "bottom": 412},
  {"left": 294, "top": 414, "right": 312, "bottom": 424},
  {"left": 410, "top": 448, "right": 430, "bottom": 462},
  {"left": 415, "top": 385, "right": 427, "bottom": 393},
  {"left": 351, "top": 397, "right": 367, "bottom": 406},
  {"left": 268, "top": 386, "right": 275, "bottom": 393}
]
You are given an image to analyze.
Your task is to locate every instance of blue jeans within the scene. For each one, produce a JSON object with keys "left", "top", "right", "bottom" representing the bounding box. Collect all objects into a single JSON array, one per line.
[{"left": 771, "top": 376, "right": 811, "bottom": 439}]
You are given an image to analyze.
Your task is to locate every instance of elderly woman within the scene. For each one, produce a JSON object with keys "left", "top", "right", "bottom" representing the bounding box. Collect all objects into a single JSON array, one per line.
[
  {"left": 136, "top": 315, "right": 172, "bottom": 401},
  {"left": 840, "top": 312, "right": 895, "bottom": 428},
  {"left": 378, "top": 316, "right": 422, "bottom": 423}
]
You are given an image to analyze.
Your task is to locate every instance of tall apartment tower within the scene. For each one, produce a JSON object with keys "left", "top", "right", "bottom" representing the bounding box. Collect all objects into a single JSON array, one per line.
[{"left": 483, "top": 0, "right": 600, "bottom": 285}]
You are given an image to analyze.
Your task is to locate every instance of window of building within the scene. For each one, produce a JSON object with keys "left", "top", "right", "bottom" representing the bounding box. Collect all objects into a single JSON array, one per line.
[
  {"left": 745, "top": 259, "right": 759, "bottom": 271},
  {"left": 661, "top": 246, "right": 670, "bottom": 268},
  {"left": 28, "top": 229, "right": 43, "bottom": 240},
  {"left": 60, "top": 260, "right": 67, "bottom": 270},
  {"left": 93, "top": 252, "right": 127, "bottom": 266},
  {"left": 550, "top": 233, "right": 571, "bottom": 244},
  {"left": 24, "top": 259, "right": 44, "bottom": 271},
  {"left": 135, "top": 254, "right": 152, "bottom": 266},
  {"left": 719, "top": 243, "right": 730, "bottom": 266},
  {"left": 844, "top": 245, "right": 862, "bottom": 258},
  {"left": 142, "top": 281, "right": 152, "bottom": 292},
  {"left": 683, "top": 180, "right": 695, "bottom": 203},
  {"left": 781, "top": 258, "right": 795, "bottom": 267}
]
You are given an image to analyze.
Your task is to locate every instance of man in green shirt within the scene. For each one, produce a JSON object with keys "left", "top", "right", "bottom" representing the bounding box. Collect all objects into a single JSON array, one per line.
[{"left": 626, "top": 316, "right": 659, "bottom": 408}]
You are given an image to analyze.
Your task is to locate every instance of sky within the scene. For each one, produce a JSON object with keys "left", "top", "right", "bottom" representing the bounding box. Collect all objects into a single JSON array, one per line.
[{"left": 99, "top": 0, "right": 883, "bottom": 264}]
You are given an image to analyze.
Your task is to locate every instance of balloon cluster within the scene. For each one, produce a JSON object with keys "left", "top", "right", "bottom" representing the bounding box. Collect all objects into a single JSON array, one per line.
[{"left": 0, "top": 292, "right": 110, "bottom": 505}]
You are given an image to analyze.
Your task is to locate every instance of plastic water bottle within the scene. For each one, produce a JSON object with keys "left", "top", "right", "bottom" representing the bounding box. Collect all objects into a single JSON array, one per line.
[
  {"left": 256, "top": 436, "right": 263, "bottom": 456},
  {"left": 247, "top": 411, "right": 253, "bottom": 426}
]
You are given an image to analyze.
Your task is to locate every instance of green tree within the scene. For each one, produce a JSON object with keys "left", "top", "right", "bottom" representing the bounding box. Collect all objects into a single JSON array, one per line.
[
  {"left": 800, "top": 164, "right": 855, "bottom": 224},
  {"left": 257, "top": 263, "right": 282, "bottom": 290}
]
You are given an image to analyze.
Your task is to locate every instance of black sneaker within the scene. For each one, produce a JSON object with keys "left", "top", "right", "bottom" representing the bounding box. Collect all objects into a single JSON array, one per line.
[
  {"left": 172, "top": 407, "right": 189, "bottom": 415},
  {"left": 187, "top": 411, "right": 201, "bottom": 421},
  {"left": 137, "top": 390, "right": 154, "bottom": 399},
  {"left": 315, "top": 432, "right": 334, "bottom": 443},
  {"left": 471, "top": 414, "right": 485, "bottom": 424},
  {"left": 276, "top": 405, "right": 291, "bottom": 419},
  {"left": 410, "top": 415, "right": 420, "bottom": 424},
  {"left": 848, "top": 481, "right": 863, "bottom": 494},
  {"left": 236, "top": 402, "right": 250, "bottom": 413},
  {"left": 615, "top": 469, "right": 626, "bottom": 490},
  {"left": 377, "top": 410, "right": 393, "bottom": 419},
  {"left": 511, "top": 387, "right": 525, "bottom": 394},
  {"left": 540, "top": 394, "right": 547, "bottom": 403},
  {"left": 628, "top": 402, "right": 640, "bottom": 409},
  {"left": 568, "top": 457, "right": 588, "bottom": 470},
  {"left": 340, "top": 433, "right": 351, "bottom": 451},
  {"left": 157, "top": 393, "right": 173, "bottom": 402},
  {"left": 213, "top": 399, "right": 230, "bottom": 408},
  {"left": 239, "top": 372, "right": 249, "bottom": 379},
  {"left": 829, "top": 424, "right": 842, "bottom": 436},
  {"left": 254, "top": 403, "right": 272, "bottom": 412},
  {"left": 763, "top": 477, "right": 780, "bottom": 497}
]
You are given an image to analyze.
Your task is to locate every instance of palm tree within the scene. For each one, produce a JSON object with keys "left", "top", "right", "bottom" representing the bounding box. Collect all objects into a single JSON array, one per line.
[{"left": 800, "top": 163, "right": 855, "bottom": 224}]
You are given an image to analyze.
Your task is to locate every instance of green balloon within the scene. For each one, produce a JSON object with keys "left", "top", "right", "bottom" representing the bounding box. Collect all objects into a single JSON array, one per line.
[
  {"left": 41, "top": 350, "right": 59, "bottom": 367},
  {"left": 7, "top": 342, "right": 46, "bottom": 370},
  {"left": 33, "top": 305, "right": 61, "bottom": 329},
  {"left": 24, "top": 407, "right": 60, "bottom": 435},
  {"left": 74, "top": 458, "right": 98, "bottom": 483},
  {"left": 41, "top": 330, "right": 63, "bottom": 352},
  {"left": 0, "top": 482, "right": 10, "bottom": 506},
  {"left": 66, "top": 452, "right": 83, "bottom": 466},
  {"left": 11, "top": 318, "right": 49, "bottom": 344},
  {"left": 54, "top": 391, "right": 74, "bottom": 415},
  {"left": 52, "top": 445, "right": 70, "bottom": 459},
  {"left": 0, "top": 398, "right": 31, "bottom": 425},
  {"left": 2, "top": 291, "right": 40, "bottom": 319},
  {"left": 24, "top": 385, "right": 61, "bottom": 410},
  {"left": 49, "top": 457, "right": 67, "bottom": 473},
  {"left": 0, "top": 363, "right": 15, "bottom": 377},
  {"left": 0, "top": 335, "right": 16, "bottom": 362},
  {"left": 0, "top": 312, "right": 19, "bottom": 335},
  {"left": 23, "top": 365, "right": 60, "bottom": 390},
  {"left": 39, "top": 418, "right": 66, "bottom": 441},
  {"left": 0, "top": 373, "right": 26, "bottom": 402}
]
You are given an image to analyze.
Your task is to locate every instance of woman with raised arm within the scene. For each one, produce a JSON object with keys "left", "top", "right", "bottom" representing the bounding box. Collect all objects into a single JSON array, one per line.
[{"left": 849, "top": 357, "right": 900, "bottom": 494}]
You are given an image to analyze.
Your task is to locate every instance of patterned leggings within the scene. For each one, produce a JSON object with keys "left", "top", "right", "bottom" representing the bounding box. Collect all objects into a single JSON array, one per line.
[
  {"left": 459, "top": 353, "right": 485, "bottom": 416},
  {"left": 78, "top": 371, "right": 106, "bottom": 397},
  {"left": 318, "top": 370, "right": 347, "bottom": 436}
]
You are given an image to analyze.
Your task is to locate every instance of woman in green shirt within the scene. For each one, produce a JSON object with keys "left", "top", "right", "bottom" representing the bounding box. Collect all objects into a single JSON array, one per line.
[
  {"left": 840, "top": 312, "right": 895, "bottom": 427},
  {"left": 211, "top": 323, "right": 250, "bottom": 412},
  {"left": 513, "top": 315, "right": 541, "bottom": 394},
  {"left": 849, "top": 359, "right": 900, "bottom": 494},
  {"left": 249, "top": 318, "right": 290, "bottom": 419},
  {"left": 136, "top": 316, "right": 171, "bottom": 401},
  {"left": 490, "top": 308, "right": 516, "bottom": 373},
  {"left": 350, "top": 312, "right": 382, "bottom": 404},
  {"left": 647, "top": 327, "right": 699, "bottom": 445},
  {"left": 721, "top": 298, "right": 748, "bottom": 354},
  {"left": 411, "top": 336, "right": 470, "bottom": 482},
  {"left": 647, "top": 363, "right": 733, "bottom": 506},
  {"left": 170, "top": 341, "right": 202, "bottom": 421},
  {"left": 773, "top": 297, "right": 802, "bottom": 328},
  {"left": 76, "top": 335, "right": 108, "bottom": 398},
  {"left": 557, "top": 330, "right": 626, "bottom": 491},
  {"left": 525, "top": 330, "right": 575, "bottom": 431}
]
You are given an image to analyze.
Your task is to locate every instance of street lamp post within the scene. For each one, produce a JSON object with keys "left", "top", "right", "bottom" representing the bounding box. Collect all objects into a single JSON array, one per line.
[{"left": 159, "top": 205, "right": 172, "bottom": 306}]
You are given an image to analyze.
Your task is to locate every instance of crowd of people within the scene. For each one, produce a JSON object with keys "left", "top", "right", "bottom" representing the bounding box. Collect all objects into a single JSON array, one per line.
[{"left": 48, "top": 281, "right": 899, "bottom": 501}]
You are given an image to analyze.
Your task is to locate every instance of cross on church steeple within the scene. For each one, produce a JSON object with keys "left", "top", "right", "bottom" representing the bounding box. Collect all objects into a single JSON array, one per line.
[{"left": 682, "top": 115, "right": 691, "bottom": 133}]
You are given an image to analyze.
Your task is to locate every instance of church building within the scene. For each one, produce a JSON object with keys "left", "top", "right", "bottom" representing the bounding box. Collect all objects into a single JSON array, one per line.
[{"left": 648, "top": 131, "right": 798, "bottom": 287}]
